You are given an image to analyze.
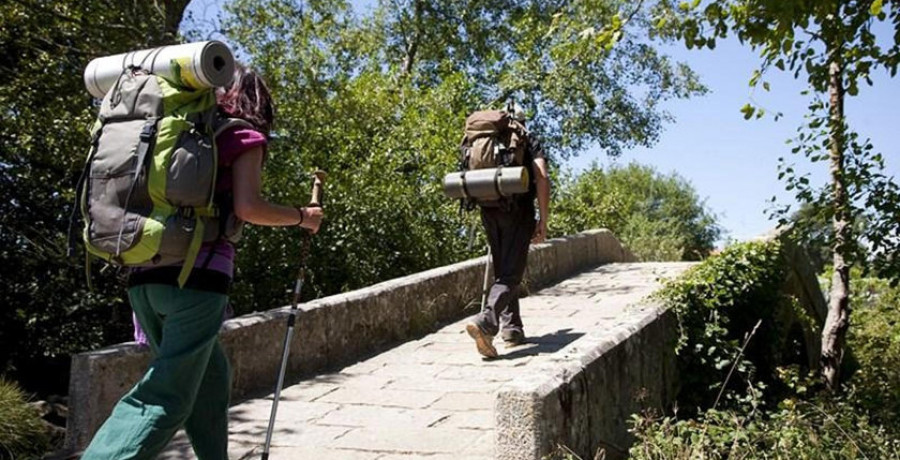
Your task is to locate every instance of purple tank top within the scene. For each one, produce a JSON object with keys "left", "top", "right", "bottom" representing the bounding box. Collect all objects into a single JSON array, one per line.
[{"left": 192, "top": 127, "right": 268, "bottom": 277}]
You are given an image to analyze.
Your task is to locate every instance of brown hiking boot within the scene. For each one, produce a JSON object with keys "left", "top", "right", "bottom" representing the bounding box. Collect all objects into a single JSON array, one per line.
[
  {"left": 466, "top": 322, "right": 498, "bottom": 358},
  {"left": 502, "top": 330, "right": 526, "bottom": 348}
]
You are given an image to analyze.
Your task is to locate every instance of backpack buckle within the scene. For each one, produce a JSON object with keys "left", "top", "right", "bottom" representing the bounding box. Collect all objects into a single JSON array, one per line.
[
  {"left": 139, "top": 121, "right": 156, "bottom": 142},
  {"left": 178, "top": 207, "right": 196, "bottom": 232}
]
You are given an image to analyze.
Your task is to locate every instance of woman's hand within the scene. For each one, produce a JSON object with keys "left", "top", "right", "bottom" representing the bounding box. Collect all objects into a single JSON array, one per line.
[{"left": 299, "top": 206, "right": 324, "bottom": 234}]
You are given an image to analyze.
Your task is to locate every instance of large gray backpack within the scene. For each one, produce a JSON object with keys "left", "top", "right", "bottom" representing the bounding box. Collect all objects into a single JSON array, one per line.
[{"left": 72, "top": 70, "right": 251, "bottom": 286}]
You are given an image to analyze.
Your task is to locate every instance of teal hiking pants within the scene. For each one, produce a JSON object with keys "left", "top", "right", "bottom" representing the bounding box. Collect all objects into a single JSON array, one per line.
[{"left": 82, "top": 284, "right": 231, "bottom": 460}]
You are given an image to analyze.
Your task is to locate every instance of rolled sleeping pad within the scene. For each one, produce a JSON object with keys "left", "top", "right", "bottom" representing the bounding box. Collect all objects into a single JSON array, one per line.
[
  {"left": 442, "top": 166, "right": 530, "bottom": 200},
  {"left": 84, "top": 41, "right": 235, "bottom": 98}
]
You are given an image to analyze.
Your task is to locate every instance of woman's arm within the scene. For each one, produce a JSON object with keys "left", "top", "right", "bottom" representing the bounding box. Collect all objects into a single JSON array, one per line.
[{"left": 232, "top": 146, "right": 323, "bottom": 233}]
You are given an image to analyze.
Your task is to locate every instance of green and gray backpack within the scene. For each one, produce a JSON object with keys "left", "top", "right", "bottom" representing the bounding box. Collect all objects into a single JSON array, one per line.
[{"left": 72, "top": 69, "right": 249, "bottom": 286}]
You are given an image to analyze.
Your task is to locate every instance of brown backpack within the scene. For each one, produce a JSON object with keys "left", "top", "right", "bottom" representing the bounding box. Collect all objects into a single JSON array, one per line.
[{"left": 460, "top": 110, "right": 527, "bottom": 170}]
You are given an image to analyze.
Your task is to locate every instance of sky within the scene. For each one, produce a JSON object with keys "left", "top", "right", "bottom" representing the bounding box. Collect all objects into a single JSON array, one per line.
[
  {"left": 574, "top": 26, "right": 900, "bottom": 242},
  {"left": 184, "top": 0, "right": 898, "bottom": 243}
]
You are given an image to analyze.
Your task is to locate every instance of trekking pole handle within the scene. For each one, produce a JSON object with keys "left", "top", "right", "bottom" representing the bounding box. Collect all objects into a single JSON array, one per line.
[{"left": 309, "top": 170, "right": 326, "bottom": 208}]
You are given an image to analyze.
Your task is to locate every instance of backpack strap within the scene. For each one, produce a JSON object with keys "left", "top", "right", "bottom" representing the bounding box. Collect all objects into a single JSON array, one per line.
[
  {"left": 69, "top": 123, "right": 108, "bottom": 291},
  {"left": 115, "top": 118, "right": 159, "bottom": 256},
  {"left": 211, "top": 116, "right": 255, "bottom": 232},
  {"left": 175, "top": 206, "right": 221, "bottom": 287},
  {"left": 458, "top": 134, "right": 469, "bottom": 169},
  {"left": 177, "top": 215, "right": 206, "bottom": 287}
]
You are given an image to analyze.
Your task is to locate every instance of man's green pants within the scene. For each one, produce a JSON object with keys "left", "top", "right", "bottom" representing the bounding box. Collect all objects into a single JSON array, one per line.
[{"left": 82, "top": 284, "right": 231, "bottom": 459}]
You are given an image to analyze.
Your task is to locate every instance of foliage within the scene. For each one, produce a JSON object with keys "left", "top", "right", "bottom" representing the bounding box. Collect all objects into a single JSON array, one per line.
[
  {"left": 551, "top": 163, "right": 720, "bottom": 261},
  {"left": 229, "top": 72, "right": 481, "bottom": 307},
  {"left": 842, "top": 275, "right": 900, "bottom": 426},
  {"left": 776, "top": 97, "right": 900, "bottom": 281},
  {"left": 353, "top": 0, "right": 708, "bottom": 159},
  {"left": 1, "top": 0, "right": 706, "bottom": 396},
  {"left": 629, "top": 396, "right": 900, "bottom": 460},
  {"left": 0, "top": 379, "right": 50, "bottom": 460},
  {"left": 220, "top": 0, "right": 706, "bottom": 313},
  {"left": 786, "top": 203, "right": 836, "bottom": 274},
  {"left": 631, "top": 272, "right": 900, "bottom": 459},
  {"left": 652, "top": 0, "right": 900, "bottom": 388},
  {"left": 0, "top": 1, "right": 190, "bottom": 393},
  {"left": 657, "top": 240, "right": 791, "bottom": 412},
  {"left": 653, "top": 0, "right": 900, "bottom": 96}
]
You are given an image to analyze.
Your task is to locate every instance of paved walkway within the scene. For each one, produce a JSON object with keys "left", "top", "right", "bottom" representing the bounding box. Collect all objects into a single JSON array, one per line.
[{"left": 162, "top": 262, "right": 690, "bottom": 459}]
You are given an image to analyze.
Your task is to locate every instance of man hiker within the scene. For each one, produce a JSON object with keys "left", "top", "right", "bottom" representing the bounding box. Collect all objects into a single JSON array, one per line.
[{"left": 465, "top": 103, "right": 550, "bottom": 358}]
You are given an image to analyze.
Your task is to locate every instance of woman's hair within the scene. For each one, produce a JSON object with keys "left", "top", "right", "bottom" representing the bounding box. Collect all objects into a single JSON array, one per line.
[{"left": 217, "top": 63, "right": 275, "bottom": 136}]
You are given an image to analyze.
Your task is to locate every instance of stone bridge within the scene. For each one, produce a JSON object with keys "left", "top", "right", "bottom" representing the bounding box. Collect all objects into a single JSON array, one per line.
[{"left": 65, "top": 229, "right": 825, "bottom": 459}]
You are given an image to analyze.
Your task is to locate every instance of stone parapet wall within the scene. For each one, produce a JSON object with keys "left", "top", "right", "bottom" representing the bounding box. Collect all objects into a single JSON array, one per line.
[
  {"left": 495, "top": 301, "right": 677, "bottom": 460},
  {"left": 493, "top": 228, "right": 826, "bottom": 460},
  {"left": 65, "top": 229, "right": 636, "bottom": 450}
]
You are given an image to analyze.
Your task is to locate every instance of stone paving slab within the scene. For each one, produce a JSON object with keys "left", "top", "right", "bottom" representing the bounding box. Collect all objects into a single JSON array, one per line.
[{"left": 162, "top": 262, "right": 689, "bottom": 459}]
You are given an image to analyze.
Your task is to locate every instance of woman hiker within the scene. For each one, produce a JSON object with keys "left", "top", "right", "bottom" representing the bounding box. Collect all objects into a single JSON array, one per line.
[{"left": 82, "top": 63, "right": 323, "bottom": 459}]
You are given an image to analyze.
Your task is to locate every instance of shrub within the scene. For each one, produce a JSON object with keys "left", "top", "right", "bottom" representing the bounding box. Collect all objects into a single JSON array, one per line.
[
  {"left": 631, "top": 263, "right": 900, "bottom": 459},
  {"left": 657, "top": 239, "right": 791, "bottom": 412},
  {"left": 551, "top": 163, "right": 721, "bottom": 262},
  {"left": 0, "top": 379, "right": 50, "bottom": 460},
  {"left": 630, "top": 396, "right": 900, "bottom": 460},
  {"left": 844, "top": 276, "right": 900, "bottom": 428}
]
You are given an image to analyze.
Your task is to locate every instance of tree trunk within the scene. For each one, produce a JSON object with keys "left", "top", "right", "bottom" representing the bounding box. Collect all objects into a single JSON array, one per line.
[
  {"left": 821, "top": 51, "right": 852, "bottom": 391},
  {"left": 401, "top": 0, "right": 424, "bottom": 76},
  {"left": 154, "top": 0, "right": 191, "bottom": 45}
]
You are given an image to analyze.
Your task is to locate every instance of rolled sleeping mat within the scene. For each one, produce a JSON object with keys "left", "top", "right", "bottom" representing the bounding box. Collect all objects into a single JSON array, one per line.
[
  {"left": 442, "top": 166, "right": 530, "bottom": 200},
  {"left": 84, "top": 41, "right": 235, "bottom": 98}
]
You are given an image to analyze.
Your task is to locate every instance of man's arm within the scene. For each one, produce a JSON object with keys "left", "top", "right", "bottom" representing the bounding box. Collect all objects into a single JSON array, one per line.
[{"left": 532, "top": 157, "right": 550, "bottom": 243}]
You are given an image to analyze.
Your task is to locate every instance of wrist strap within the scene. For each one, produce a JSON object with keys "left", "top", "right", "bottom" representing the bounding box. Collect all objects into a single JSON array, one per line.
[{"left": 294, "top": 206, "right": 305, "bottom": 226}]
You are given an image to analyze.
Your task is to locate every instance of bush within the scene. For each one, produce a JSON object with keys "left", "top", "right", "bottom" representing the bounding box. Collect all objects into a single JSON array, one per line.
[
  {"left": 657, "top": 239, "right": 792, "bottom": 412},
  {"left": 630, "top": 396, "right": 900, "bottom": 459},
  {"left": 845, "top": 276, "right": 900, "bottom": 428},
  {"left": 552, "top": 163, "right": 721, "bottom": 262},
  {"left": 0, "top": 379, "right": 50, "bottom": 460},
  {"left": 631, "top": 263, "right": 900, "bottom": 459}
]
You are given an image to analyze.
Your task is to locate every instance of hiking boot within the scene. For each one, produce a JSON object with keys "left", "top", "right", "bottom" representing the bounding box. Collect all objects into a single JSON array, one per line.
[
  {"left": 466, "top": 322, "right": 498, "bottom": 358},
  {"left": 502, "top": 330, "right": 526, "bottom": 347}
]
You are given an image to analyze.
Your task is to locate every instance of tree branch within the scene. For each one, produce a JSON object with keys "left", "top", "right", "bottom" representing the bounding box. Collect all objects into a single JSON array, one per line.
[{"left": 401, "top": 0, "right": 424, "bottom": 75}]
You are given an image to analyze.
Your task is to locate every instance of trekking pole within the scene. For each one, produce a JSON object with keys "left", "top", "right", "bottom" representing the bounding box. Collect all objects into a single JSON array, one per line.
[
  {"left": 262, "top": 170, "right": 326, "bottom": 460},
  {"left": 480, "top": 244, "right": 492, "bottom": 312}
]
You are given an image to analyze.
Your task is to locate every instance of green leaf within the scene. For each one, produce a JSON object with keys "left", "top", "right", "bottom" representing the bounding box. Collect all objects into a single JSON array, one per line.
[
  {"left": 870, "top": 0, "right": 883, "bottom": 16},
  {"left": 749, "top": 70, "right": 761, "bottom": 87},
  {"left": 740, "top": 103, "right": 756, "bottom": 120}
]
